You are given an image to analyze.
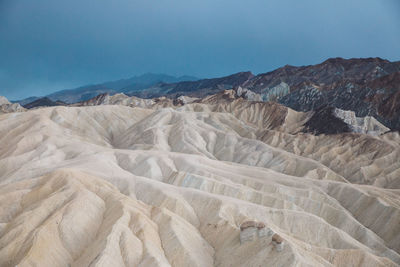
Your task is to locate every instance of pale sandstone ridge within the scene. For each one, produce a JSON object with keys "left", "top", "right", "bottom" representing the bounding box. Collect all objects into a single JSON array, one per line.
[
  {"left": 0, "top": 94, "right": 399, "bottom": 266},
  {"left": 74, "top": 93, "right": 156, "bottom": 108},
  {"left": 0, "top": 96, "right": 11, "bottom": 105},
  {"left": 0, "top": 95, "right": 25, "bottom": 114},
  {"left": 72, "top": 90, "right": 391, "bottom": 136}
]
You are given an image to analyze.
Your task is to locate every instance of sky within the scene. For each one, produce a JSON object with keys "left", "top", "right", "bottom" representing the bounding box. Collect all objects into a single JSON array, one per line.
[{"left": 0, "top": 0, "right": 399, "bottom": 100}]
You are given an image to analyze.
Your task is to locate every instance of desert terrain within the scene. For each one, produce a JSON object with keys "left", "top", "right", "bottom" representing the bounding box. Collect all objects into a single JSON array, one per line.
[{"left": 0, "top": 91, "right": 399, "bottom": 266}]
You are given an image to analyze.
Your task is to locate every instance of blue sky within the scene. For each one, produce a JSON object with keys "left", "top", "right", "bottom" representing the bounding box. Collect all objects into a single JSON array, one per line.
[{"left": 0, "top": 0, "right": 399, "bottom": 100}]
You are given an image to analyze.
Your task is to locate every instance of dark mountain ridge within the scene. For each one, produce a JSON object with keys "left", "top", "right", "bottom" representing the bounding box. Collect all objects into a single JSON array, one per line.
[
  {"left": 188, "top": 57, "right": 397, "bottom": 130},
  {"left": 23, "top": 97, "right": 66, "bottom": 109},
  {"left": 17, "top": 73, "right": 199, "bottom": 104},
  {"left": 129, "top": 71, "right": 254, "bottom": 98},
  {"left": 20, "top": 57, "right": 400, "bottom": 130}
]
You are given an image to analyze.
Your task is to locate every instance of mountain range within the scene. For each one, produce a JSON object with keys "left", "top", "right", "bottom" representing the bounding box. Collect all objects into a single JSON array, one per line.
[
  {"left": 245, "top": 57, "right": 400, "bottom": 130},
  {"left": 18, "top": 57, "right": 400, "bottom": 132},
  {"left": 17, "top": 73, "right": 199, "bottom": 105},
  {"left": 1, "top": 86, "right": 400, "bottom": 266},
  {"left": 1, "top": 59, "right": 400, "bottom": 265}
]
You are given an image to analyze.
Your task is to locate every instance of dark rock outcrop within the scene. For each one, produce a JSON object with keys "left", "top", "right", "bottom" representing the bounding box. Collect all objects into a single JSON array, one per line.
[
  {"left": 243, "top": 58, "right": 400, "bottom": 131},
  {"left": 23, "top": 97, "right": 66, "bottom": 109},
  {"left": 303, "top": 106, "right": 352, "bottom": 135}
]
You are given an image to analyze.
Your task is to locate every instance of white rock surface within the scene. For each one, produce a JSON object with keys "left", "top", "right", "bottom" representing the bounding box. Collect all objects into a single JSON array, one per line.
[
  {"left": 258, "top": 227, "right": 274, "bottom": 238},
  {"left": 240, "top": 227, "right": 257, "bottom": 244},
  {"left": 261, "top": 82, "right": 290, "bottom": 101},
  {"left": 0, "top": 100, "right": 399, "bottom": 266},
  {"left": 334, "top": 108, "right": 390, "bottom": 135},
  {"left": 0, "top": 96, "right": 11, "bottom": 105},
  {"left": 177, "top": 95, "right": 199, "bottom": 104},
  {"left": 236, "top": 86, "right": 263, "bottom": 101},
  {"left": 77, "top": 93, "right": 156, "bottom": 108},
  {"left": 0, "top": 96, "right": 25, "bottom": 114},
  {"left": 274, "top": 242, "right": 284, "bottom": 252}
]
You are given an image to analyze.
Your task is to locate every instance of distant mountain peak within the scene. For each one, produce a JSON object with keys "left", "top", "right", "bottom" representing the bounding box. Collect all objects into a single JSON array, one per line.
[
  {"left": 26, "top": 73, "right": 200, "bottom": 104},
  {"left": 321, "top": 57, "right": 390, "bottom": 65}
]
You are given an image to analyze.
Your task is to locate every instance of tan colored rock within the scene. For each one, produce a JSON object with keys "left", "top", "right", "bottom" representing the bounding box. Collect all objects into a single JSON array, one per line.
[
  {"left": 0, "top": 97, "right": 398, "bottom": 266},
  {"left": 272, "top": 234, "right": 283, "bottom": 244},
  {"left": 240, "top": 220, "right": 259, "bottom": 230},
  {"left": 272, "top": 234, "right": 284, "bottom": 252}
]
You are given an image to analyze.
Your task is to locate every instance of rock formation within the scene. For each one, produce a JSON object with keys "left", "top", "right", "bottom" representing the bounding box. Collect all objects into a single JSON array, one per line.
[
  {"left": 14, "top": 57, "right": 400, "bottom": 130},
  {"left": 272, "top": 234, "right": 284, "bottom": 252},
  {"left": 0, "top": 96, "right": 10, "bottom": 105},
  {"left": 22, "top": 97, "right": 66, "bottom": 109},
  {"left": 239, "top": 221, "right": 271, "bottom": 243},
  {"left": 244, "top": 58, "right": 400, "bottom": 130},
  {"left": 333, "top": 108, "right": 389, "bottom": 135},
  {"left": 0, "top": 92, "right": 399, "bottom": 266},
  {"left": 239, "top": 220, "right": 276, "bottom": 248},
  {"left": 0, "top": 96, "right": 25, "bottom": 114}
]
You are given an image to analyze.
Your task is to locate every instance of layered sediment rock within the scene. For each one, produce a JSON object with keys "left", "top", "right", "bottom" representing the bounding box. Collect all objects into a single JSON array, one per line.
[{"left": 0, "top": 95, "right": 399, "bottom": 266}]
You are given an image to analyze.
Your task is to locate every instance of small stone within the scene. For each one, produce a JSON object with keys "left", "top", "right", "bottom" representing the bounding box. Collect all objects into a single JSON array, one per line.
[
  {"left": 240, "top": 220, "right": 258, "bottom": 231},
  {"left": 272, "top": 234, "right": 284, "bottom": 252},
  {"left": 272, "top": 233, "right": 283, "bottom": 244}
]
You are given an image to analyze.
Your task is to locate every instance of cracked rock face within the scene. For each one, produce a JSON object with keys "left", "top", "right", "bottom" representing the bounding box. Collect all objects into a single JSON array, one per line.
[{"left": 0, "top": 95, "right": 400, "bottom": 266}]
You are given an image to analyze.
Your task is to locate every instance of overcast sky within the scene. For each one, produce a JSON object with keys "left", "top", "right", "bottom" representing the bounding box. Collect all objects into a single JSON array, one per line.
[{"left": 0, "top": 0, "right": 399, "bottom": 100}]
